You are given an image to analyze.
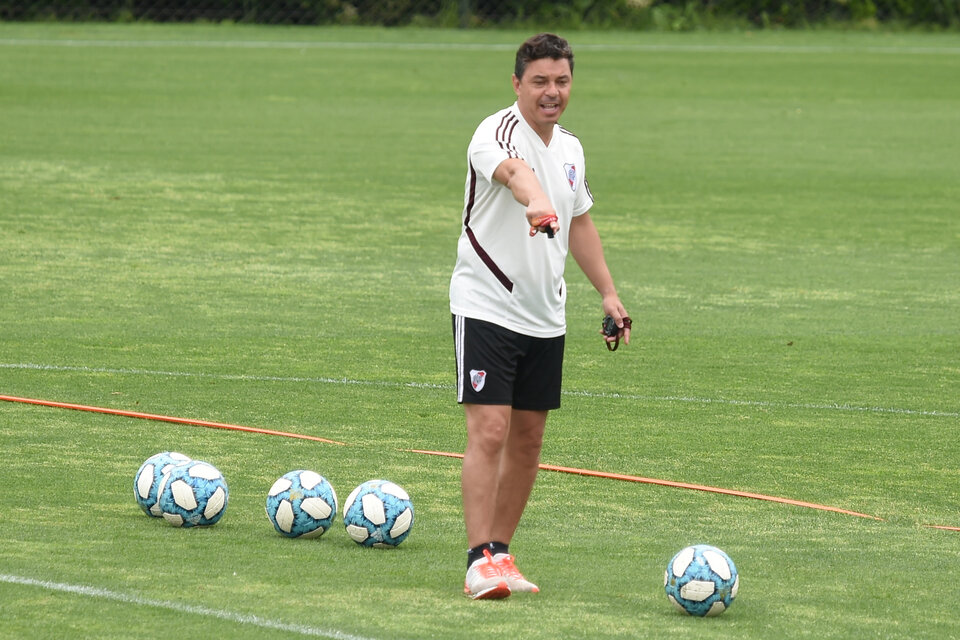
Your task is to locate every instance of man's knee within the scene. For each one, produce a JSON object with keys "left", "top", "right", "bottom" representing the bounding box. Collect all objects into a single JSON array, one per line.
[{"left": 465, "top": 405, "right": 511, "bottom": 455}]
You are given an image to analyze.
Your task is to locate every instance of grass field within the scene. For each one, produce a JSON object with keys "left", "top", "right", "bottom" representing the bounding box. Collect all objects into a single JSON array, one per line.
[{"left": 1, "top": 22, "right": 959, "bottom": 639}]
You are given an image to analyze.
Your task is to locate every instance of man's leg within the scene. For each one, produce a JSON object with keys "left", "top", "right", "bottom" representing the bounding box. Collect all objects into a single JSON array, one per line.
[
  {"left": 484, "top": 408, "right": 545, "bottom": 594},
  {"left": 461, "top": 403, "right": 513, "bottom": 599},
  {"left": 490, "top": 408, "right": 546, "bottom": 545},
  {"left": 461, "top": 403, "right": 512, "bottom": 548}
]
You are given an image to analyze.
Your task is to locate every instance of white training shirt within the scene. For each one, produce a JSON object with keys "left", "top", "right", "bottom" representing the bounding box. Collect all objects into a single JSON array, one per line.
[{"left": 449, "top": 102, "right": 594, "bottom": 338}]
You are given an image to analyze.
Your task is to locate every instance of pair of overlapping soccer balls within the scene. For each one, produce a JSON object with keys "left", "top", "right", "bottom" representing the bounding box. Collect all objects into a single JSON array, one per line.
[{"left": 133, "top": 451, "right": 414, "bottom": 548}]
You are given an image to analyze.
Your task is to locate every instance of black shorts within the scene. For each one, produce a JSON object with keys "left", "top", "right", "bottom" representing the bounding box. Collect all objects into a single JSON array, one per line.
[{"left": 452, "top": 314, "right": 564, "bottom": 411}]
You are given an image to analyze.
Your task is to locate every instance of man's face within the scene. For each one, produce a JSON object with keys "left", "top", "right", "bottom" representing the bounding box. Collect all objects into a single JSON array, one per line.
[{"left": 512, "top": 57, "right": 572, "bottom": 139}]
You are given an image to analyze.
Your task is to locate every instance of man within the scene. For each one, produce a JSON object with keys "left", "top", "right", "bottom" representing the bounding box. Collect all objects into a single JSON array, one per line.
[{"left": 450, "top": 33, "right": 631, "bottom": 600}]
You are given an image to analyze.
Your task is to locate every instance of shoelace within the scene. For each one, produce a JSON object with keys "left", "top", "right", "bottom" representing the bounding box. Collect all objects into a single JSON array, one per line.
[
  {"left": 494, "top": 554, "right": 524, "bottom": 579},
  {"left": 472, "top": 549, "right": 503, "bottom": 580}
]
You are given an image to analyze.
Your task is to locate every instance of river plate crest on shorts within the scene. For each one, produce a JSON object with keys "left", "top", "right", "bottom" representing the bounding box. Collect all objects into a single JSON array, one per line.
[{"left": 470, "top": 369, "right": 486, "bottom": 392}]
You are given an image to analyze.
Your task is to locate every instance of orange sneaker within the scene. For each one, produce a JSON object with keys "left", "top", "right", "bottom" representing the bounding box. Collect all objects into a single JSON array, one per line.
[
  {"left": 464, "top": 549, "right": 511, "bottom": 600},
  {"left": 493, "top": 553, "right": 539, "bottom": 593}
]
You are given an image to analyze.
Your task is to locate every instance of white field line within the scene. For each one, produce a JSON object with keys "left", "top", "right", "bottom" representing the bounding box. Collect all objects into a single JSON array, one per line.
[
  {"left": 0, "top": 573, "right": 377, "bottom": 640},
  {"left": 0, "top": 38, "right": 958, "bottom": 55},
  {"left": 2, "top": 362, "right": 957, "bottom": 418}
]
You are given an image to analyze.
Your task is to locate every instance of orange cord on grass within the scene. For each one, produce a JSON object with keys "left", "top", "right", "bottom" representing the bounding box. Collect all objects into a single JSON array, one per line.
[
  {"left": 0, "top": 394, "right": 345, "bottom": 445},
  {"left": 406, "top": 449, "right": 884, "bottom": 521}
]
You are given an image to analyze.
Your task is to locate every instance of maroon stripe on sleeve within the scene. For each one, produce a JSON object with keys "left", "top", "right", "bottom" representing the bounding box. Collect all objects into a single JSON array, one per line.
[
  {"left": 495, "top": 113, "right": 512, "bottom": 150},
  {"left": 505, "top": 117, "right": 519, "bottom": 153},
  {"left": 496, "top": 112, "right": 520, "bottom": 159}
]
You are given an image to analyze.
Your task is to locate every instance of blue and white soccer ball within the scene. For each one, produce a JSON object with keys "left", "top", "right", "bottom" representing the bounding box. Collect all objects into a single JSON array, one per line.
[
  {"left": 156, "top": 460, "right": 229, "bottom": 527},
  {"left": 665, "top": 544, "right": 739, "bottom": 616},
  {"left": 133, "top": 451, "right": 191, "bottom": 517},
  {"left": 265, "top": 470, "right": 338, "bottom": 538},
  {"left": 342, "top": 479, "right": 414, "bottom": 548}
]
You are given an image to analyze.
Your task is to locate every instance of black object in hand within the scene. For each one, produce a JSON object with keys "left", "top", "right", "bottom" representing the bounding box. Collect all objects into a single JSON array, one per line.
[
  {"left": 602, "top": 314, "right": 632, "bottom": 351},
  {"left": 602, "top": 315, "right": 618, "bottom": 337}
]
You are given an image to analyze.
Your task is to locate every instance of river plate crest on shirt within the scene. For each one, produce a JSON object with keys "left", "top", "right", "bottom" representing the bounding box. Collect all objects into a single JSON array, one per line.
[{"left": 564, "top": 163, "right": 576, "bottom": 190}]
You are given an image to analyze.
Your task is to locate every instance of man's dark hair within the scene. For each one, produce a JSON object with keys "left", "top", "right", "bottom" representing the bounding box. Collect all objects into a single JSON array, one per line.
[{"left": 514, "top": 33, "right": 574, "bottom": 80}]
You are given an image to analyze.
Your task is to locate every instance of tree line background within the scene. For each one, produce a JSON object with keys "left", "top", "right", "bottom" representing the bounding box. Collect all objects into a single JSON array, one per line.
[{"left": 0, "top": 0, "right": 957, "bottom": 29}]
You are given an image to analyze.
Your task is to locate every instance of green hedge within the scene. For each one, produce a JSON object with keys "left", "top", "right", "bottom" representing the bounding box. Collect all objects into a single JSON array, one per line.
[
  {"left": 473, "top": 0, "right": 960, "bottom": 29},
  {"left": 2, "top": 0, "right": 958, "bottom": 28}
]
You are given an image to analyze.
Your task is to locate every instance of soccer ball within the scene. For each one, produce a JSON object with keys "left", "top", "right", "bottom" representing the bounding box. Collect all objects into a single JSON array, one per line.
[
  {"left": 265, "top": 470, "right": 338, "bottom": 538},
  {"left": 342, "top": 479, "right": 414, "bottom": 548},
  {"left": 156, "top": 460, "right": 229, "bottom": 527},
  {"left": 133, "top": 451, "right": 191, "bottom": 517},
  {"left": 665, "top": 544, "right": 739, "bottom": 616}
]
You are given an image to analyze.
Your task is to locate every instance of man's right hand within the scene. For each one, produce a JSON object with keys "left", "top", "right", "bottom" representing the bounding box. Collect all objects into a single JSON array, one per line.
[{"left": 528, "top": 213, "right": 558, "bottom": 237}]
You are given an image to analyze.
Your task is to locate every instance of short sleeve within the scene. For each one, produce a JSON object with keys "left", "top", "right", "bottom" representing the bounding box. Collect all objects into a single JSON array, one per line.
[
  {"left": 572, "top": 164, "right": 594, "bottom": 217},
  {"left": 468, "top": 109, "right": 523, "bottom": 182}
]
